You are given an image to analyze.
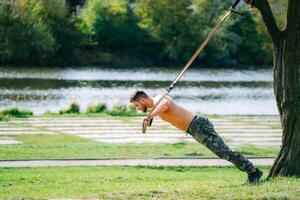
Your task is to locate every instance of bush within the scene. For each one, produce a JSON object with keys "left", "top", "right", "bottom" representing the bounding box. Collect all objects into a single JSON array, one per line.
[
  {"left": 43, "top": 111, "right": 58, "bottom": 116},
  {"left": 78, "top": 0, "right": 154, "bottom": 58},
  {"left": 0, "top": 108, "right": 33, "bottom": 118},
  {"left": 109, "top": 105, "right": 127, "bottom": 116},
  {"left": 127, "top": 105, "right": 137, "bottom": 114},
  {"left": 0, "top": 1, "right": 57, "bottom": 63},
  {"left": 0, "top": 113, "right": 5, "bottom": 121},
  {"left": 0, "top": 0, "right": 82, "bottom": 65},
  {"left": 59, "top": 102, "right": 80, "bottom": 115},
  {"left": 86, "top": 103, "right": 107, "bottom": 114},
  {"left": 135, "top": 0, "right": 196, "bottom": 63},
  {"left": 108, "top": 104, "right": 138, "bottom": 116}
]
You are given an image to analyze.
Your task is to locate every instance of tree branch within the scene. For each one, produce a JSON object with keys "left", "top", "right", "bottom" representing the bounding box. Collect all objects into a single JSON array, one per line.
[{"left": 246, "top": 0, "right": 282, "bottom": 47}]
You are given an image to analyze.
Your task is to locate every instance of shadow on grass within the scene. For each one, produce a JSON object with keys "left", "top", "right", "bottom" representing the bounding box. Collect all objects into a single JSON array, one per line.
[
  {"left": 241, "top": 178, "right": 269, "bottom": 186},
  {"left": 185, "top": 152, "right": 205, "bottom": 156}
]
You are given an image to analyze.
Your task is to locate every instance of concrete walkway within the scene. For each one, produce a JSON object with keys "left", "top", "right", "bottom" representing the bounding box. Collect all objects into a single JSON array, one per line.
[
  {"left": 0, "top": 115, "right": 282, "bottom": 147},
  {"left": 0, "top": 157, "right": 275, "bottom": 168}
]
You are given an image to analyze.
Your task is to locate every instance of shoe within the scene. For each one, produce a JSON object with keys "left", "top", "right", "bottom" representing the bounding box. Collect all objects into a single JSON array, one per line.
[{"left": 247, "top": 168, "right": 263, "bottom": 183}]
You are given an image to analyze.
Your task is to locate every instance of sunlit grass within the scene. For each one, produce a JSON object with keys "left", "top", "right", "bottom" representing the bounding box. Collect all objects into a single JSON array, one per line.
[
  {"left": 0, "top": 166, "right": 299, "bottom": 199},
  {"left": 0, "top": 134, "right": 279, "bottom": 160}
]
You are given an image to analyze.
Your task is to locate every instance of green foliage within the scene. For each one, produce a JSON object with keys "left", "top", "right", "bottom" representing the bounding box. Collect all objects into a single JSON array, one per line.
[
  {"left": 108, "top": 104, "right": 136, "bottom": 116},
  {"left": 30, "top": 0, "right": 83, "bottom": 64},
  {"left": 0, "top": 0, "right": 81, "bottom": 64},
  {"left": 135, "top": 0, "right": 196, "bottom": 62},
  {"left": 191, "top": 0, "right": 238, "bottom": 65},
  {"left": 86, "top": 103, "right": 107, "bottom": 113},
  {"left": 66, "top": 0, "right": 85, "bottom": 10},
  {"left": 59, "top": 102, "right": 80, "bottom": 114},
  {"left": 249, "top": 0, "right": 287, "bottom": 64},
  {"left": 134, "top": 0, "right": 275, "bottom": 65},
  {"left": 78, "top": 0, "right": 154, "bottom": 59},
  {"left": 0, "top": 113, "right": 5, "bottom": 121},
  {"left": 43, "top": 102, "right": 142, "bottom": 116},
  {"left": 0, "top": 1, "right": 57, "bottom": 63},
  {"left": 228, "top": 12, "right": 271, "bottom": 65},
  {"left": 0, "top": 108, "right": 33, "bottom": 118},
  {"left": 0, "top": 0, "right": 287, "bottom": 66}
]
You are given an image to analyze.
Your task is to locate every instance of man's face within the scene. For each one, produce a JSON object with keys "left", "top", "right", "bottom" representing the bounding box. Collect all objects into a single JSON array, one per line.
[{"left": 132, "top": 98, "right": 148, "bottom": 113}]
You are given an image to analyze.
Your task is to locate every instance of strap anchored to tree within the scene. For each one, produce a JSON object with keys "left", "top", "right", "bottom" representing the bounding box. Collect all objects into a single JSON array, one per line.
[{"left": 142, "top": 0, "right": 243, "bottom": 133}]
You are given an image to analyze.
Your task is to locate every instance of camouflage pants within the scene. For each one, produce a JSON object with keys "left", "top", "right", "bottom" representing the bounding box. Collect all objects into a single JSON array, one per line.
[{"left": 187, "top": 115, "right": 256, "bottom": 174}]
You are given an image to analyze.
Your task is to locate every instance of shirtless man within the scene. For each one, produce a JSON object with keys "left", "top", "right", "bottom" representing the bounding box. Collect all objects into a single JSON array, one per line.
[{"left": 130, "top": 90, "right": 263, "bottom": 183}]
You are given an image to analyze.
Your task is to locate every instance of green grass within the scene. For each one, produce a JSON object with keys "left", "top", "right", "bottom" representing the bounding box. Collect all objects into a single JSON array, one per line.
[
  {"left": 234, "top": 145, "right": 279, "bottom": 157},
  {"left": 0, "top": 134, "right": 279, "bottom": 160},
  {"left": 0, "top": 166, "right": 299, "bottom": 199},
  {"left": 270, "top": 124, "right": 282, "bottom": 129}
]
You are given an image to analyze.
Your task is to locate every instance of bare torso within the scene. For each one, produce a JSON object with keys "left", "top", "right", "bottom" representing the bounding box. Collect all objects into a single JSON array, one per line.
[{"left": 154, "top": 96, "right": 195, "bottom": 131}]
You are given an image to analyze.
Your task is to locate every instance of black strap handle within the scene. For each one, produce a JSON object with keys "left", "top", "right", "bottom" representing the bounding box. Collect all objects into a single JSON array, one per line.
[{"left": 231, "top": 0, "right": 241, "bottom": 10}]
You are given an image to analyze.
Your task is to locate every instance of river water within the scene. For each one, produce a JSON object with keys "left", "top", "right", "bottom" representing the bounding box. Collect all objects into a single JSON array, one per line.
[{"left": 0, "top": 66, "right": 278, "bottom": 115}]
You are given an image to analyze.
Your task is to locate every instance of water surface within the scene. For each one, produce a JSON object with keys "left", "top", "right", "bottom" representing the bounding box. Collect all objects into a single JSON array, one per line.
[{"left": 0, "top": 66, "right": 277, "bottom": 115}]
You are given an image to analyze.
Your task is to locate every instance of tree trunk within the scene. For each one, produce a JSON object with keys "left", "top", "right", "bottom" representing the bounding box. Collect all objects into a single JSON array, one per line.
[{"left": 267, "top": 0, "right": 300, "bottom": 177}]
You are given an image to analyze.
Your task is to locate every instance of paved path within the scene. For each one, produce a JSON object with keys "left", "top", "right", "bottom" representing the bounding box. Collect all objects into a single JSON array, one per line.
[
  {"left": 0, "top": 157, "right": 275, "bottom": 168},
  {"left": 0, "top": 115, "right": 282, "bottom": 147}
]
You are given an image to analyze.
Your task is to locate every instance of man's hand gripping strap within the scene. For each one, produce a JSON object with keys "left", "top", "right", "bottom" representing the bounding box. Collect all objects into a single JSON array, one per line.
[{"left": 142, "top": 118, "right": 153, "bottom": 134}]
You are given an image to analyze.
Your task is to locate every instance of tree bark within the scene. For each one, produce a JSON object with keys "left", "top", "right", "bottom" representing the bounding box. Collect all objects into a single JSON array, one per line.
[
  {"left": 246, "top": 0, "right": 300, "bottom": 177},
  {"left": 268, "top": 0, "right": 300, "bottom": 177}
]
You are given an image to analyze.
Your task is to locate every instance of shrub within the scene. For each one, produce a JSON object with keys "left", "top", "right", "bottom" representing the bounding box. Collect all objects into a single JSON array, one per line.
[
  {"left": 43, "top": 111, "right": 58, "bottom": 116},
  {"left": 59, "top": 102, "right": 80, "bottom": 114},
  {"left": 78, "top": 0, "right": 152, "bottom": 57},
  {"left": 127, "top": 105, "right": 137, "bottom": 114},
  {"left": 0, "top": 1, "right": 57, "bottom": 63},
  {"left": 108, "top": 104, "right": 139, "bottom": 116},
  {"left": 0, "top": 108, "right": 33, "bottom": 118},
  {"left": 109, "top": 105, "right": 127, "bottom": 116},
  {"left": 0, "top": 113, "right": 5, "bottom": 121},
  {"left": 86, "top": 103, "right": 107, "bottom": 114}
]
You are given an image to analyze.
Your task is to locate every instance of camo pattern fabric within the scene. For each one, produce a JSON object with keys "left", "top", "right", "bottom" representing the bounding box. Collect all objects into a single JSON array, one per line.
[{"left": 187, "top": 115, "right": 256, "bottom": 174}]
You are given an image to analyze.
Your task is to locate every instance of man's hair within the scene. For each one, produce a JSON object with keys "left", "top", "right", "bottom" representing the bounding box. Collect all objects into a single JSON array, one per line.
[{"left": 130, "top": 90, "right": 149, "bottom": 103}]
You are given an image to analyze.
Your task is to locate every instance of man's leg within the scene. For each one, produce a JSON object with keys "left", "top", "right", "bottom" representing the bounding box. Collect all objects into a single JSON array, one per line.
[{"left": 190, "top": 116, "right": 256, "bottom": 174}]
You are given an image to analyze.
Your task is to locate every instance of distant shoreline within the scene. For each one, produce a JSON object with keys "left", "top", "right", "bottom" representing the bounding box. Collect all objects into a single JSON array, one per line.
[{"left": 0, "top": 63, "right": 272, "bottom": 69}]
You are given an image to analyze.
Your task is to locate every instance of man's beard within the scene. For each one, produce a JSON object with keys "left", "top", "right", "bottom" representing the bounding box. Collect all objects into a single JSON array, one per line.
[{"left": 142, "top": 107, "right": 147, "bottom": 113}]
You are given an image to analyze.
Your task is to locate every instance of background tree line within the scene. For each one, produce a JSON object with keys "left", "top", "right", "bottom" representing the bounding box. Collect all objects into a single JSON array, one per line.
[{"left": 0, "top": 0, "right": 286, "bottom": 67}]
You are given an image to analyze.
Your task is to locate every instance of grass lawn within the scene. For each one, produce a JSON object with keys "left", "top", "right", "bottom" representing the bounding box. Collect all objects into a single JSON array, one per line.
[
  {"left": 0, "top": 134, "right": 279, "bottom": 160},
  {"left": 0, "top": 166, "right": 299, "bottom": 199}
]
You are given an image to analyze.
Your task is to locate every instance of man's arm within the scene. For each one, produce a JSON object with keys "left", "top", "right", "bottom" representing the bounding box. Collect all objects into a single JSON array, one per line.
[{"left": 148, "top": 99, "right": 170, "bottom": 119}]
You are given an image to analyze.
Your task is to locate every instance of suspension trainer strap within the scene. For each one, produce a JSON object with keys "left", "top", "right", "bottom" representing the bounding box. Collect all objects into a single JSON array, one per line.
[{"left": 146, "top": 0, "right": 241, "bottom": 119}]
